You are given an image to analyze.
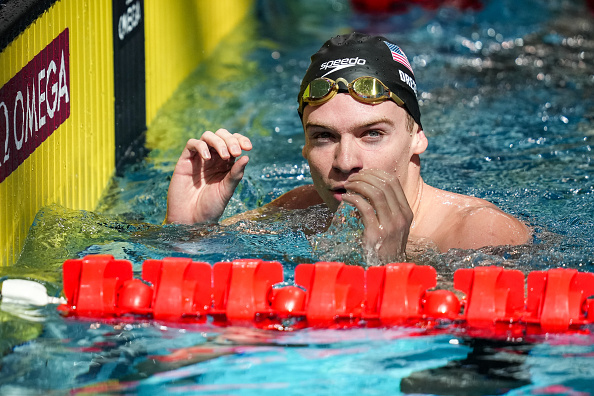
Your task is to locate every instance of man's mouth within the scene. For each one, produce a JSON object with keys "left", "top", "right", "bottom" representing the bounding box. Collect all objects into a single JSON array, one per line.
[
  {"left": 331, "top": 187, "right": 347, "bottom": 194},
  {"left": 331, "top": 187, "right": 347, "bottom": 201}
]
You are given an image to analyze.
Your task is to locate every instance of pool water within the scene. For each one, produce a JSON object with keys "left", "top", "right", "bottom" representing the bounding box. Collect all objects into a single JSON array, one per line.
[{"left": 2, "top": 0, "right": 594, "bottom": 394}]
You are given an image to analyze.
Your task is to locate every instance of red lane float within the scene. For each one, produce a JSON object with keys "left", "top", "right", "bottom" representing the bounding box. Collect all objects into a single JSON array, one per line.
[{"left": 58, "top": 255, "right": 594, "bottom": 333}]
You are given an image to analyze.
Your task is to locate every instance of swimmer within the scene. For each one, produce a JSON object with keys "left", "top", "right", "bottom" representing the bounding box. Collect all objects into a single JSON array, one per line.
[{"left": 165, "top": 32, "right": 531, "bottom": 262}]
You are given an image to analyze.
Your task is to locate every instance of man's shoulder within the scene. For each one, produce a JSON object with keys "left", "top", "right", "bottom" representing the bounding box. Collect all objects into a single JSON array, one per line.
[
  {"left": 424, "top": 187, "right": 531, "bottom": 250},
  {"left": 266, "top": 184, "right": 324, "bottom": 210},
  {"left": 453, "top": 204, "right": 530, "bottom": 247}
]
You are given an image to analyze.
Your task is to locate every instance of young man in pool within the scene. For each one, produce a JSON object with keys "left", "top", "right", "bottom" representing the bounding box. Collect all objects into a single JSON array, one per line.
[{"left": 165, "top": 32, "right": 531, "bottom": 263}]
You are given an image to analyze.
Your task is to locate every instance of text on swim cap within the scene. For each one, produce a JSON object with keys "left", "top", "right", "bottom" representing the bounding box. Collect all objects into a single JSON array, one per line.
[
  {"left": 320, "top": 57, "right": 367, "bottom": 69},
  {"left": 319, "top": 58, "right": 367, "bottom": 77},
  {"left": 399, "top": 70, "right": 417, "bottom": 95}
]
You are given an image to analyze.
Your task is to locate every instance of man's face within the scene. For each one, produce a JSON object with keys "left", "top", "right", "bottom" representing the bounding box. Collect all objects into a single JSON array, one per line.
[{"left": 302, "top": 93, "right": 421, "bottom": 212}]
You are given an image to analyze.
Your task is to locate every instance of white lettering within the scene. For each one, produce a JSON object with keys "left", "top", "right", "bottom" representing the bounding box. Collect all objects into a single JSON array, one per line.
[
  {"left": 13, "top": 91, "right": 24, "bottom": 150},
  {"left": 38, "top": 69, "right": 46, "bottom": 128},
  {"left": 26, "top": 85, "right": 38, "bottom": 141},
  {"left": 399, "top": 70, "right": 417, "bottom": 94},
  {"left": 0, "top": 102, "right": 8, "bottom": 165},
  {"left": 46, "top": 60, "right": 57, "bottom": 119},
  {"left": 0, "top": 29, "right": 69, "bottom": 180},
  {"left": 58, "top": 50, "right": 70, "bottom": 110},
  {"left": 118, "top": 1, "right": 142, "bottom": 41},
  {"left": 320, "top": 57, "right": 367, "bottom": 70}
]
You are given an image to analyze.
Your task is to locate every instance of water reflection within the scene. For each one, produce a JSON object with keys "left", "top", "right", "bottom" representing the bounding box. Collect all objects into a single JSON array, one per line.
[{"left": 2, "top": 0, "right": 594, "bottom": 393}]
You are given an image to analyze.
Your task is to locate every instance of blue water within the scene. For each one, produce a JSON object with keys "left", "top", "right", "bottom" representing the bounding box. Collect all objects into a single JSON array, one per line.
[{"left": 1, "top": 0, "right": 594, "bottom": 394}]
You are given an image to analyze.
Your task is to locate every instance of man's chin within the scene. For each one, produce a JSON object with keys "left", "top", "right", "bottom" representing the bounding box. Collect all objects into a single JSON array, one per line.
[{"left": 326, "top": 195, "right": 342, "bottom": 213}]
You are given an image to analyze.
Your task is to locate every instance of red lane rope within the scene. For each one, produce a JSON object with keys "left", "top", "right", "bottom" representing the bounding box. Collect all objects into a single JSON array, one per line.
[{"left": 59, "top": 255, "right": 594, "bottom": 334}]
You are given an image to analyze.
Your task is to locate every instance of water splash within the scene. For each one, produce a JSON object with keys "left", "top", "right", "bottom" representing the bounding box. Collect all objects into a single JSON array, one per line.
[
  {"left": 310, "top": 202, "right": 364, "bottom": 266},
  {"left": 310, "top": 202, "right": 384, "bottom": 268}
]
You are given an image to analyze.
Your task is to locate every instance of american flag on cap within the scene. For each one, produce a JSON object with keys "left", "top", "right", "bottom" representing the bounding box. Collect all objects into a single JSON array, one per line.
[{"left": 383, "top": 41, "right": 414, "bottom": 74}]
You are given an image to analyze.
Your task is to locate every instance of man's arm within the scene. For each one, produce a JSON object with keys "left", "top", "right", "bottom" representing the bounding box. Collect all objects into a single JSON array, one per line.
[
  {"left": 165, "top": 129, "right": 252, "bottom": 224},
  {"left": 219, "top": 184, "right": 324, "bottom": 225},
  {"left": 267, "top": 185, "right": 324, "bottom": 209}
]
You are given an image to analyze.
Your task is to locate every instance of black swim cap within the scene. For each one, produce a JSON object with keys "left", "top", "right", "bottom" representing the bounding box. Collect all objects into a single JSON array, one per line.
[{"left": 298, "top": 32, "right": 422, "bottom": 128}]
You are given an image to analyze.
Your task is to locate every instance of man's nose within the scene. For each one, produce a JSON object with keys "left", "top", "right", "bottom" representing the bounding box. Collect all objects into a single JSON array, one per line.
[{"left": 332, "top": 138, "right": 362, "bottom": 175}]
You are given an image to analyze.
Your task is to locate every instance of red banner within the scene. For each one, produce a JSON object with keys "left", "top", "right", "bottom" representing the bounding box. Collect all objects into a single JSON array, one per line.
[{"left": 0, "top": 28, "right": 70, "bottom": 183}]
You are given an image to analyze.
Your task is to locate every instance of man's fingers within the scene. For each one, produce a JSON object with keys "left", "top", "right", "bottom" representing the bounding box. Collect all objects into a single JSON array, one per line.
[
  {"left": 200, "top": 129, "right": 252, "bottom": 159},
  {"left": 345, "top": 169, "right": 411, "bottom": 221},
  {"left": 182, "top": 138, "right": 211, "bottom": 160},
  {"left": 200, "top": 131, "right": 231, "bottom": 159},
  {"left": 344, "top": 178, "right": 397, "bottom": 222},
  {"left": 219, "top": 156, "right": 250, "bottom": 194},
  {"left": 213, "top": 129, "right": 242, "bottom": 157},
  {"left": 228, "top": 156, "right": 250, "bottom": 182},
  {"left": 342, "top": 192, "right": 379, "bottom": 231},
  {"left": 233, "top": 133, "right": 253, "bottom": 152}
]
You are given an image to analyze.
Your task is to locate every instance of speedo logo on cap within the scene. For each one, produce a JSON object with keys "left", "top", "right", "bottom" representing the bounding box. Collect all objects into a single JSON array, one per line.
[{"left": 319, "top": 57, "right": 366, "bottom": 77}]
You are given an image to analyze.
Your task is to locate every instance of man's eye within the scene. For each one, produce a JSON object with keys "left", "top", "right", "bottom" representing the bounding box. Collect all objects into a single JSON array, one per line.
[
  {"left": 364, "top": 130, "right": 382, "bottom": 138},
  {"left": 313, "top": 132, "right": 334, "bottom": 140}
]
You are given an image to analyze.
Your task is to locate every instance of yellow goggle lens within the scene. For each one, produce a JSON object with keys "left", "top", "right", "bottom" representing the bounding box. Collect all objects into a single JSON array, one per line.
[
  {"left": 307, "top": 78, "right": 334, "bottom": 99},
  {"left": 352, "top": 77, "right": 388, "bottom": 99}
]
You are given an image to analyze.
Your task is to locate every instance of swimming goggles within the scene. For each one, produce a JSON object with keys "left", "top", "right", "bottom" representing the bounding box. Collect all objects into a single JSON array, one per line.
[{"left": 300, "top": 76, "right": 404, "bottom": 111}]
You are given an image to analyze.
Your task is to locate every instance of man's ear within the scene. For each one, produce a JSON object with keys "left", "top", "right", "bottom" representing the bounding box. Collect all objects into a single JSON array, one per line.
[{"left": 412, "top": 125, "right": 428, "bottom": 155}]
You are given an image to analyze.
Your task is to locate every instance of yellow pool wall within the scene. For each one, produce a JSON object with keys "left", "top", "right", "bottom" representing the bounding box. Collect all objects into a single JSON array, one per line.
[{"left": 0, "top": 0, "right": 253, "bottom": 266}]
